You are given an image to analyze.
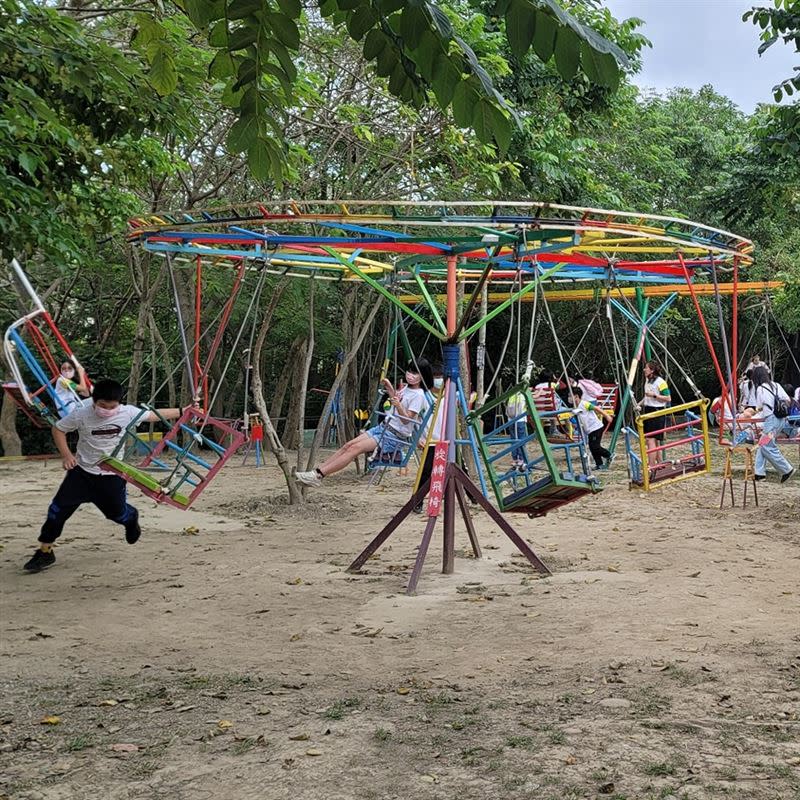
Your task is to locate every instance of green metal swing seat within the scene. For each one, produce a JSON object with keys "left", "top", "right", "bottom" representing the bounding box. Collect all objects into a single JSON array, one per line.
[{"left": 467, "top": 382, "right": 601, "bottom": 517}]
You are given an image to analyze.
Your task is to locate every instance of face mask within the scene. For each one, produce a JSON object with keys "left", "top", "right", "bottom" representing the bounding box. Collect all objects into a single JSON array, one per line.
[
  {"left": 433, "top": 377, "right": 444, "bottom": 390},
  {"left": 405, "top": 371, "right": 420, "bottom": 385},
  {"left": 62, "top": 368, "right": 75, "bottom": 379},
  {"left": 94, "top": 404, "right": 117, "bottom": 419}
]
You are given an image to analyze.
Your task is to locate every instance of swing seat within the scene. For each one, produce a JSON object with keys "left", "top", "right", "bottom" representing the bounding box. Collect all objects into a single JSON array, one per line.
[
  {"left": 100, "top": 408, "right": 246, "bottom": 509},
  {"left": 100, "top": 456, "right": 192, "bottom": 508},
  {"left": 2, "top": 382, "right": 50, "bottom": 427},
  {"left": 469, "top": 382, "right": 602, "bottom": 517},
  {"left": 506, "top": 481, "right": 596, "bottom": 517}
]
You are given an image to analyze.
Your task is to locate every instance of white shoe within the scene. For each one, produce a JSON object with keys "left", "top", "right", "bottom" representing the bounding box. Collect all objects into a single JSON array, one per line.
[{"left": 295, "top": 470, "right": 323, "bottom": 487}]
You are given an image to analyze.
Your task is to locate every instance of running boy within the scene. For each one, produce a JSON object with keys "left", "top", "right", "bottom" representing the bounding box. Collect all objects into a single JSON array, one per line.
[{"left": 23, "top": 379, "right": 184, "bottom": 572}]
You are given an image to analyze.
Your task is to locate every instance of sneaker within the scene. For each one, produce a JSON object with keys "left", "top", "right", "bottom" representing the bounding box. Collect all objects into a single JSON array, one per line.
[
  {"left": 754, "top": 474, "right": 767, "bottom": 481},
  {"left": 780, "top": 467, "right": 796, "bottom": 484},
  {"left": 24, "top": 548, "right": 56, "bottom": 572},
  {"left": 125, "top": 511, "right": 141, "bottom": 545},
  {"left": 295, "top": 470, "right": 323, "bottom": 488}
]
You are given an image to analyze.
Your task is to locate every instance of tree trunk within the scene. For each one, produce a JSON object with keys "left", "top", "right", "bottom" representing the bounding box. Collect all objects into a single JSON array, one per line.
[
  {"left": 270, "top": 335, "right": 305, "bottom": 428},
  {"left": 306, "top": 293, "right": 384, "bottom": 470},
  {"left": 251, "top": 368, "right": 303, "bottom": 505},
  {"left": 296, "top": 283, "right": 315, "bottom": 470},
  {"left": 247, "top": 277, "right": 301, "bottom": 503},
  {"left": 0, "top": 388, "right": 22, "bottom": 457},
  {"left": 282, "top": 340, "right": 307, "bottom": 450}
]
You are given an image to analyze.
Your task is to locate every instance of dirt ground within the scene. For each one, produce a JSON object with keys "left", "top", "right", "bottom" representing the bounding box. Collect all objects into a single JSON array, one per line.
[{"left": 1, "top": 447, "right": 799, "bottom": 800}]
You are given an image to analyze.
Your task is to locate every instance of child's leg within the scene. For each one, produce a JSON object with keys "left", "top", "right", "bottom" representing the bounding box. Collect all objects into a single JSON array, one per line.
[
  {"left": 588, "top": 430, "right": 610, "bottom": 467},
  {"left": 39, "top": 468, "right": 92, "bottom": 546},
  {"left": 317, "top": 432, "right": 379, "bottom": 477},
  {"left": 90, "top": 474, "right": 140, "bottom": 542}
]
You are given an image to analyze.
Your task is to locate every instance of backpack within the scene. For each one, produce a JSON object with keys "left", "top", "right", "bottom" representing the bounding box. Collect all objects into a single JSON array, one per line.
[{"left": 768, "top": 385, "right": 790, "bottom": 419}]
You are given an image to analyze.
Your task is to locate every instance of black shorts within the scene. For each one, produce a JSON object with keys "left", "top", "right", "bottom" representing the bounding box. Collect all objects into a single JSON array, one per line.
[{"left": 642, "top": 406, "right": 666, "bottom": 439}]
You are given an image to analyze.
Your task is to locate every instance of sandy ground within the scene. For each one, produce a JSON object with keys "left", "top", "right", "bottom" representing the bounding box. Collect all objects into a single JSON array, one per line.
[{"left": 0, "top": 447, "right": 799, "bottom": 800}]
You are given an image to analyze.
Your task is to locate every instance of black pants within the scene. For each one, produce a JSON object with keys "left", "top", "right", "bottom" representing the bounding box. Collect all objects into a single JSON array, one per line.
[
  {"left": 39, "top": 466, "right": 138, "bottom": 544},
  {"left": 587, "top": 429, "right": 611, "bottom": 468}
]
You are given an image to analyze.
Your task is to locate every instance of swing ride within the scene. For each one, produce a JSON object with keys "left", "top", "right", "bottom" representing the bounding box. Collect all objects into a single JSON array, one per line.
[{"left": 7, "top": 199, "right": 789, "bottom": 591}]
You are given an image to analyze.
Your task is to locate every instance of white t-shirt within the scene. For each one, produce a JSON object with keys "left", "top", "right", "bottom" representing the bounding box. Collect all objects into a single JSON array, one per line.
[
  {"left": 576, "top": 399, "right": 603, "bottom": 435},
  {"left": 423, "top": 397, "right": 446, "bottom": 443},
  {"left": 506, "top": 391, "right": 527, "bottom": 419},
  {"left": 386, "top": 387, "right": 427, "bottom": 437},
  {"left": 644, "top": 377, "right": 670, "bottom": 409},
  {"left": 54, "top": 376, "right": 85, "bottom": 417},
  {"left": 739, "top": 380, "right": 758, "bottom": 408},
  {"left": 56, "top": 403, "right": 145, "bottom": 475},
  {"left": 755, "top": 382, "right": 789, "bottom": 421}
]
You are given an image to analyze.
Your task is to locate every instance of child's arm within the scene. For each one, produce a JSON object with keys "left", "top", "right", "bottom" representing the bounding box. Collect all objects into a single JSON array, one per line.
[
  {"left": 141, "top": 407, "right": 187, "bottom": 423},
  {"left": 52, "top": 427, "right": 77, "bottom": 470},
  {"left": 73, "top": 366, "right": 90, "bottom": 397}
]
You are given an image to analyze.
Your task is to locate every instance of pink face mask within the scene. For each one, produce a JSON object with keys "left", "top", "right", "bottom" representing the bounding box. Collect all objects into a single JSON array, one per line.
[
  {"left": 94, "top": 405, "right": 117, "bottom": 419},
  {"left": 405, "top": 371, "right": 421, "bottom": 386}
]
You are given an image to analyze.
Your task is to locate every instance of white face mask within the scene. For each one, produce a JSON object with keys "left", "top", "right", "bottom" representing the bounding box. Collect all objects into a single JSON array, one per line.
[
  {"left": 433, "top": 377, "right": 444, "bottom": 390},
  {"left": 62, "top": 368, "right": 75, "bottom": 379}
]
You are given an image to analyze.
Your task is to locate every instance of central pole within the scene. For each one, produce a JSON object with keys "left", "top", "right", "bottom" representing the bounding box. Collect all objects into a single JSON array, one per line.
[{"left": 442, "top": 255, "right": 459, "bottom": 573}]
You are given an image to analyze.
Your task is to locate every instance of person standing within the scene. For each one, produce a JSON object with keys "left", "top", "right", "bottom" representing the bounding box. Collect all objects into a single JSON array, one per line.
[
  {"left": 639, "top": 361, "right": 671, "bottom": 463},
  {"left": 751, "top": 366, "right": 795, "bottom": 482}
]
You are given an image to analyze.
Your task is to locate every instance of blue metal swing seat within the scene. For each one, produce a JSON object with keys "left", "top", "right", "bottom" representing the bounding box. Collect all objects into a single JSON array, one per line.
[{"left": 468, "top": 383, "right": 602, "bottom": 517}]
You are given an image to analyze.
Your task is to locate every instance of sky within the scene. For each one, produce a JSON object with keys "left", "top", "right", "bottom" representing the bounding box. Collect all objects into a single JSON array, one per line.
[{"left": 603, "top": 0, "right": 798, "bottom": 112}]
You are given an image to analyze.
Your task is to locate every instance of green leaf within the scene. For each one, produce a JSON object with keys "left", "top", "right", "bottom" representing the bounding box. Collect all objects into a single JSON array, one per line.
[
  {"left": 472, "top": 98, "right": 510, "bottom": 152},
  {"left": 133, "top": 15, "right": 166, "bottom": 48},
  {"left": 227, "top": 24, "right": 258, "bottom": 50},
  {"left": 209, "top": 19, "right": 228, "bottom": 46},
  {"left": 209, "top": 50, "right": 236, "bottom": 78},
  {"left": 363, "top": 29, "right": 387, "bottom": 60},
  {"left": 431, "top": 53, "right": 460, "bottom": 107},
  {"left": 412, "top": 29, "right": 440, "bottom": 80},
  {"left": 228, "top": 0, "right": 263, "bottom": 20},
  {"left": 375, "top": 44, "right": 397, "bottom": 77},
  {"left": 18, "top": 152, "right": 38, "bottom": 177},
  {"left": 388, "top": 61, "right": 408, "bottom": 95},
  {"left": 347, "top": 8, "right": 377, "bottom": 41},
  {"left": 249, "top": 137, "right": 272, "bottom": 180},
  {"left": 505, "top": 0, "right": 535, "bottom": 59},
  {"left": 579, "top": 43, "right": 618, "bottom": 88},
  {"left": 532, "top": 9, "right": 556, "bottom": 63},
  {"left": 554, "top": 24, "right": 579, "bottom": 81},
  {"left": 335, "top": 0, "right": 363, "bottom": 9},
  {"left": 227, "top": 112, "right": 259, "bottom": 152},
  {"left": 451, "top": 79, "right": 477, "bottom": 127},
  {"left": 277, "top": 0, "right": 302, "bottom": 17},
  {"left": 263, "top": 62, "right": 293, "bottom": 99},
  {"left": 399, "top": 6, "right": 429, "bottom": 49},
  {"left": 265, "top": 12, "right": 300, "bottom": 50},
  {"left": 319, "top": 0, "right": 338, "bottom": 17},
  {"left": 239, "top": 86, "right": 258, "bottom": 114},
  {"left": 233, "top": 57, "right": 257, "bottom": 90},
  {"left": 376, "top": 0, "right": 404, "bottom": 12},
  {"left": 268, "top": 38, "right": 298, "bottom": 82},
  {"left": 148, "top": 43, "right": 178, "bottom": 96},
  {"left": 183, "top": 0, "right": 219, "bottom": 27}
]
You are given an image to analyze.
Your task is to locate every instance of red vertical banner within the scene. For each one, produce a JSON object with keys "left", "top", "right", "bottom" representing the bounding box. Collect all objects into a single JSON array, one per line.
[{"left": 426, "top": 441, "right": 449, "bottom": 517}]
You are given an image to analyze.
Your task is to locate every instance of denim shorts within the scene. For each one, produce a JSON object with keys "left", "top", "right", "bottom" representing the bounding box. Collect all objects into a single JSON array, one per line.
[{"left": 365, "top": 423, "right": 410, "bottom": 455}]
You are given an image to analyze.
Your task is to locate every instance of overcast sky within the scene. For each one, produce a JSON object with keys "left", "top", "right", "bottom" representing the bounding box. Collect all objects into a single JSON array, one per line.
[{"left": 603, "top": 0, "right": 798, "bottom": 112}]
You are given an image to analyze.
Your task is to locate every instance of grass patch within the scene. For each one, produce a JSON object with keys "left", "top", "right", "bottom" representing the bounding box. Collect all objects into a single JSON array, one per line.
[
  {"left": 505, "top": 735, "right": 536, "bottom": 750},
  {"left": 642, "top": 760, "right": 677, "bottom": 777},
  {"left": 231, "top": 737, "right": 258, "bottom": 755},
  {"left": 65, "top": 735, "right": 93, "bottom": 752},
  {"left": 324, "top": 698, "right": 361, "bottom": 720},
  {"left": 373, "top": 727, "right": 392, "bottom": 742}
]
